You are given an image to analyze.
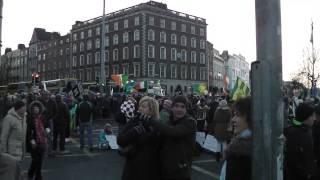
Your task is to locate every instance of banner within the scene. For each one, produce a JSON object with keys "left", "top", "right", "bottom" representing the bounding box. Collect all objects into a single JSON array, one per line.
[{"left": 230, "top": 77, "right": 250, "bottom": 101}]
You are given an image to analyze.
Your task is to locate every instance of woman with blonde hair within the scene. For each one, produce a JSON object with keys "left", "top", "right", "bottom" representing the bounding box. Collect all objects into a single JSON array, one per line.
[{"left": 117, "top": 96, "right": 161, "bottom": 180}]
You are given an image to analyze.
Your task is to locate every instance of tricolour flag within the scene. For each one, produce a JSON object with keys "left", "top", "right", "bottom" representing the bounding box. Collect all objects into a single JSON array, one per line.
[
  {"left": 230, "top": 77, "right": 250, "bottom": 101},
  {"left": 135, "top": 81, "right": 148, "bottom": 90},
  {"left": 111, "top": 74, "right": 129, "bottom": 87}
]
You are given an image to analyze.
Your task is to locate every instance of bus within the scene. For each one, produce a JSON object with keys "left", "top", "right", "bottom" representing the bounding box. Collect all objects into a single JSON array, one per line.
[
  {"left": 42, "top": 78, "right": 78, "bottom": 93},
  {"left": 7, "top": 81, "right": 32, "bottom": 94}
]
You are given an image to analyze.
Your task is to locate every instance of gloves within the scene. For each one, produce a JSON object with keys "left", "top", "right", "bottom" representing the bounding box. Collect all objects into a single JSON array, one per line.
[
  {"left": 138, "top": 113, "right": 152, "bottom": 124},
  {"left": 133, "top": 122, "right": 146, "bottom": 135},
  {"left": 46, "top": 128, "right": 51, "bottom": 134}
]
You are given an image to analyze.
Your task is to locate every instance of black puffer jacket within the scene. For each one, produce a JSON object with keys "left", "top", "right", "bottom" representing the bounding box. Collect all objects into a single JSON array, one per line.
[
  {"left": 117, "top": 115, "right": 161, "bottom": 180},
  {"left": 284, "top": 124, "right": 317, "bottom": 180}
]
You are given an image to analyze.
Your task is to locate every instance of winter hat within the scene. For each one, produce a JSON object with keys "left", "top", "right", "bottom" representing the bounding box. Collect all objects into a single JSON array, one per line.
[
  {"left": 13, "top": 100, "right": 26, "bottom": 110},
  {"left": 120, "top": 100, "right": 136, "bottom": 121},
  {"left": 295, "top": 103, "right": 315, "bottom": 122},
  {"left": 218, "top": 100, "right": 229, "bottom": 110},
  {"left": 172, "top": 95, "right": 188, "bottom": 106}
]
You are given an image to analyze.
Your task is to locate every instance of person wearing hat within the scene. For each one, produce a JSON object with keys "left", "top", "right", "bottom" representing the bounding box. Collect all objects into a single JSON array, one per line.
[
  {"left": 147, "top": 95, "right": 196, "bottom": 180},
  {"left": 284, "top": 102, "right": 318, "bottom": 180}
]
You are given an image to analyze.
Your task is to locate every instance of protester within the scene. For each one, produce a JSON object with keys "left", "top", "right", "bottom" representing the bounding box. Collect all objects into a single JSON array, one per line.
[
  {"left": 0, "top": 100, "right": 27, "bottom": 161},
  {"left": 117, "top": 96, "right": 161, "bottom": 180},
  {"left": 148, "top": 95, "right": 196, "bottom": 180},
  {"left": 284, "top": 102, "right": 318, "bottom": 180},
  {"left": 220, "top": 97, "right": 252, "bottom": 180},
  {"left": 0, "top": 153, "right": 21, "bottom": 180},
  {"left": 98, "top": 123, "right": 114, "bottom": 150},
  {"left": 26, "top": 101, "right": 48, "bottom": 180},
  {"left": 314, "top": 104, "right": 320, "bottom": 174},
  {"left": 115, "top": 97, "right": 136, "bottom": 133},
  {"left": 76, "top": 95, "right": 94, "bottom": 151},
  {"left": 159, "top": 99, "right": 172, "bottom": 124},
  {"left": 53, "top": 95, "right": 70, "bottom": 154}
]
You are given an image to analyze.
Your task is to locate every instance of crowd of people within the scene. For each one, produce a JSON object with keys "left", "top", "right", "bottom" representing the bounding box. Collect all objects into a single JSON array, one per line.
[{"left": 0, "top": 89, "right": 319, "bottom": 180}]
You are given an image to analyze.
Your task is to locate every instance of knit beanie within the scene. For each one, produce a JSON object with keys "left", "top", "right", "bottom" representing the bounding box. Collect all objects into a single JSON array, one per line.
[
  {"left": 172, "top": 95, "right": 188, "bottom": 106},
  {"left": 295, "top": 103, "right": 315, "bottom": 122}
]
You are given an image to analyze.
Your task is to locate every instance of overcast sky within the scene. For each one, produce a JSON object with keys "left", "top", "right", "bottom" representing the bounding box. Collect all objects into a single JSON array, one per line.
[{"left": 2, "top": 0, "right": 320, "bottom": 80}]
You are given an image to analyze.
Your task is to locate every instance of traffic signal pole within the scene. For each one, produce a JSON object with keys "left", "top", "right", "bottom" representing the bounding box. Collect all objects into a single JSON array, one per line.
[{"left": 251, "top": 0, "right": 284, "bottom": 179}]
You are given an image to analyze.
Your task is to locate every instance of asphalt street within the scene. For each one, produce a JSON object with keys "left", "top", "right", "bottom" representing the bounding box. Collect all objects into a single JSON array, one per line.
[{"left": 21, "top": 119, "right": 223, "bottom": 180}]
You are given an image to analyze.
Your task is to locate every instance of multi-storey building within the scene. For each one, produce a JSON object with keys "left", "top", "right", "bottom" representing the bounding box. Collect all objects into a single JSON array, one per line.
[
  {"left": 207, "top": 41, "right": 225, "bottom": 91},
  {"left": 2, "top": 45, "right": 29, "bottom": 83},
  {"left": 71, "top": 1, "right": 207, "bottom": 95},
  {"left": 225, "top": 53, "right": 250, "bottom": 90}
]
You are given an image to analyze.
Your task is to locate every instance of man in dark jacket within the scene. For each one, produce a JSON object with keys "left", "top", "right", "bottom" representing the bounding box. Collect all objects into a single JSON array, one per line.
[
  {"left": 53, "top": 95, "right": 70, "bottom": 153},
  {"left": 149, "top": 95, "right": 196, "bottom": 180},
  {"left": 76, "top": 95, "right": 94, "bottom": 151},
  {"left": 313, "top": 104, "right": 320, "bottom": 175},
  {"left": 284, "top": 103, "right": 318, "bottom": 180}
]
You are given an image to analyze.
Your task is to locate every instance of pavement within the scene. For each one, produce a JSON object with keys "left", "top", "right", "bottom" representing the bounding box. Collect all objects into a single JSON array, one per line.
[{"left": 20, "top": 117, "right": 223, "bottom": 180}]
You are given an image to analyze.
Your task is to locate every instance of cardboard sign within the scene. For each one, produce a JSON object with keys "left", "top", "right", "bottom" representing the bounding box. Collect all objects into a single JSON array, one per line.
[
  {"left": 203, "top": 134, "right": 221, "bottom": 152},
  {"left": 105, "top": 135, "right": 119, "bottom": 149},
  {"left": 196, "top": 132, "right": 206, "bottom": 147}
]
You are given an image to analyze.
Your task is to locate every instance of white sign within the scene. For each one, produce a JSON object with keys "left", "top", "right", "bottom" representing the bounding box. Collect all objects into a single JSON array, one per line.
[
  {"left": 105, "top": 135, "right": 119, "bottom": 149},
  {"left": 203, "top": 134, "right": 221, "bottom": 152},
  {"left": 196, "top": 132, "right": 206, "bottom": 147}
]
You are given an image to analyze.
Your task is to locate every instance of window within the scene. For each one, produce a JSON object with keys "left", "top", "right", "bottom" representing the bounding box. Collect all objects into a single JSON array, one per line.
[
  {"left": 73, "top": 33, "right": 77, "bottom": 41},
  {"left": 88, "top": 29, "right": 92, "bottom": 37},
  {"left": 191, "top": 67, "right": 197, "bottom": 80},
  {"left": 200, "top": 28, "right": 205, "bottom": 36},
  {"left": 80, "top": 32, "right": 85, "bottom": 39},
  {"left": 134, "top": 30, "right": 140, "bottom": 41},
  {"left": 200, "top": 68, "right": 207, "bottom": 80},
  {"left": 113, "top": 49, "right": 118, "bottom": 61},
  {"left": 95, "top": 39, "right": 100, "bottom": 48},
  {"left": 160, "top": 47, "right": 166, "bottom": 60},
  {"left": 105, "top": 66, "right": 109, "bottom": 78},
  {"left": 86, "top": 69, "right": 92, "bottom": 81},
  {"left": 181, "top": 24, "right": 186, "bottom": 32},
  {"left": 96, "top": 27, "right": 100, "bottom": 36},
  {"left": 105, "top": 24, "right": 109, "bottom": 33},
  {"left": 181, "top": 50, "right": 187, "bottom": 62},
  {"left": 134, "top": 45, "right": 140, "bottom": 58},
  {"left": 113, "top": 34, "right": 119, "bottom": 45},
  {"left": 171, "top": 21, "right": 176, "bottom": 30},
  {"left": 86, "top": 53, "right": 92, "bottom": 65},
  {"left": 171, "top": 48, "right": 177, "bottom": 61},
  {"left": 181, "top": 66, "right": 187, "bottom": 79},
  {"left": 171, "top": 34, "right": 177, "bottom": 44},
  {"left": 160, "top": 19, "right": 165, "bottom": 28},
  {"left": 72, "top": 43, "right": 77, "bottom": 53},
  {"left": 87, "top": 40, "right": 92, "bottom": 50},
  {"left": 124, "top": 19, "right": 129, "bottom": 28},
  {"left": 200, "top": 40, "right": 206, "bottom": 49},
  {"left": 191, "top": 38, "right": 197, "bottom": 48},
  {"left": 105, "top": 36, "right": 109, "bottom": 47},
  {"left": 95, "top": 52, "right": 100, "bottom": 64},
  {"left": 148, "top": 45, "right": 155, "bottom": 58},
  {"left": 72, "top": 56, "right": 77, "bottom": 67},
  {"left": 112, "top": 65, "right": 119, "bottom": 74},
  {"left": 159, "top": 64, "right": 166, "bottom": 78},
  {"left": 134, "top": 63, "right": 140, "bottom": 77},
  {"left": 43, "top": 64, "right": 45, "bottom": 72},
  {"left": 60, "top": 49, "right": 63, "bottom": 56},
  {"left": 43, "top": 54, "right": 46, "bottom": 60},
  {"left": 191, "top": 26, "right": 196, "bottom": 34},
  {"left": 171, "top": 65, "right": 177, "bottom": 78},
  {"left": 105, "top": 51, "right": 109, "bottom": 62},
  {"left": 122, "top": 64, "right": 129, "bottom": 75},
  {"left": 134, "top": 16, "right": 140, "bottom": 26},
  {"left": 148, "top": 29, "right": 155, "bottom": 41},
  {"left": 181, "top": 36, "right": 187, "bottom": 46},
  {"left": 123, "top": 47, "right": 129, "bottom": 60},
  {"left": 95, "top": 69, "right": 100, "bottom": 80},
  {"left": 200, "top": 53, "right": 206, "bottom": 64},
  {"left": 160, "top": 32, "right": 166, "bottom": 43},
  {"left": 80, "top": 55, "right": 84, "bottom": 66},
  {"left": 114, "top": 22, "right": 119, "bottom": 31},
  {"left": 148, "top": 63, "right": 155, "bottom": 77},
  {"left": 191, "top": 51, "right": 197, "bottom": 63},
  {"left": 123, "top": 32, "right": 129, "bottom": 43},
  {"left": 149, "top": 16, "right": 154, "bottom": 25}
]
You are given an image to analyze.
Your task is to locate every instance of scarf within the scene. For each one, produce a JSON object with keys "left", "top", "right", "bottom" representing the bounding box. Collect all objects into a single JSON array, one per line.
[{"left": 35, "top": 117, "right": 47, "bottom": 147}]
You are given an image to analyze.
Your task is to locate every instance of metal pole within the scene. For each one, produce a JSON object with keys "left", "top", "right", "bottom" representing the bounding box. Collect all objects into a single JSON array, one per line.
[
  {"left": 252, "top": 0, "right": 284, "bottom": 179},
  {"left": 100, "top": 0, "right": 106, "bottom": 88}
]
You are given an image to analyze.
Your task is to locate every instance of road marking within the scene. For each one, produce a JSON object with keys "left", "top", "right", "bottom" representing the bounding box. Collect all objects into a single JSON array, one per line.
[
  {"left": 193, "top": 159, "right": 217, "bottom": 164},
  {"left": 192, "top": 165, "right": 220, "bottom": 180}
]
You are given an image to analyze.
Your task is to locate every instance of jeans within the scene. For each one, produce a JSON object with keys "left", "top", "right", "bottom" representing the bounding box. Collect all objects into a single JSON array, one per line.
[
  {"left": 79, "top": 122, "right": 93, "bottom": 149},
  {"left": 28, "top": 148, "right": 45, "bottom": 180}
]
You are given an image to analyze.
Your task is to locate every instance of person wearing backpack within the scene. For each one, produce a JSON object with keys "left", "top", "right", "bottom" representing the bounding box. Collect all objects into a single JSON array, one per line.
[{"left": 76, "top": 95, "right": 94, "bottom": 151}]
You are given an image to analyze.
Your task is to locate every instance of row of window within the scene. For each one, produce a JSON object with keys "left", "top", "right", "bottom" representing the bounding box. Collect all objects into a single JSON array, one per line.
[{"left": 73, "top": 16, "right": 205, "bottom": 41}]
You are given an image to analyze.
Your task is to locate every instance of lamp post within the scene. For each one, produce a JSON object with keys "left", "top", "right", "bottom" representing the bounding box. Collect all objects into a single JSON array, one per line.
[{"left": 100, "top": 0, "right": 106, "bottom": 88}]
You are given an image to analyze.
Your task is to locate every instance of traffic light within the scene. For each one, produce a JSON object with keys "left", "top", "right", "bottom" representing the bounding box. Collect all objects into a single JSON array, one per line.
[{"left": 32, "top": 72, "right": 40, "bottom": 84}]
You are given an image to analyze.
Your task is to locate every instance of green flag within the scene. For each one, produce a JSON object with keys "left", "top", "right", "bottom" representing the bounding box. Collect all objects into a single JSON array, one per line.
[
  {"left": 121, "top": 74, "right": 129, "bottom": 87},
  {"left": 231, "top": 77, "right": 250, "bottom": 101}
]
